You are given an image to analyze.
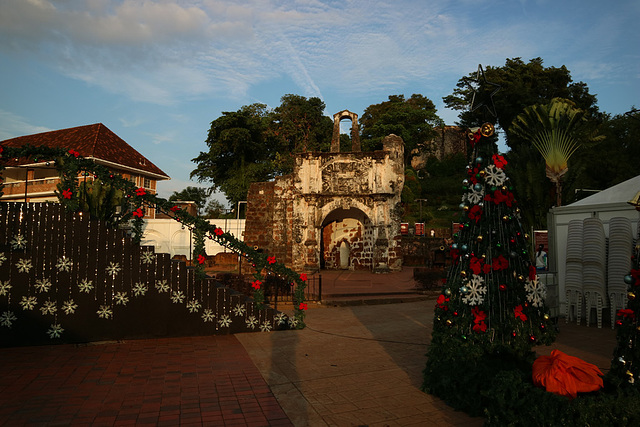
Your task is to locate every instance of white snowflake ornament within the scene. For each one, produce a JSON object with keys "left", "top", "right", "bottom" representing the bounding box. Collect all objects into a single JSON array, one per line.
[
  {"left": 187, "top": 299, "right": 202, "bottom": 313},
  {"left": 201, "top": 308, "right": 215, "bottom": 322},
  {"left": 78, "top": 279, "right": 94, "bottom": 293},
  {"left": 462, "top": 274, "right": 488, "bottom": 306},
  {"left": 288, "top": 316, "right": 300, "bottom": 328},
  {"left": 140, "top": 251, "right": 156, "bottom": 264},
  {"left": 218, "top": 314, "right": 232, "bottom": 327},
  {"left": 233, "top": 304, "right": 246, "bottom": 316},
  {"left": 20, "top": 296, "right": 37, "bottom": 310},
  {"left": 155, "top": 280, "right": 170, "bottom": 293},
  {"left": 0, "top": 252, "right": 6, "bottom": 266},
  {"left": 275, "top": 312, "right": 288, "bottom": 326},
  {"left": 97, "top": 305, "right": 113, "bottom": 319},
  {"left": 16, "top": 258, "right": 32, "bottom": 273},
  {"left": 0, "top": 311, "right": 17, "bottom": 327},
  {"left": 0, "top": 280, "right": 11, "bottom": 296},
  {"left": 47, "top": 323, "right": 64, "bottom": 339},
  {"left": 246, "top": 315, "right": 258, "bottom": 330},
  {"left": 105, "top": 262, "right": 121, "bottom": 277},
  {"left": 525, "top": 276, "right": 547, "bottom": 308},
  {"left": 62, "top": 299, "right": 78, "bottom": 315},
  {"left": 35, "top": 278, "right": 52, "bottom": 293},
  {"left": 40, "top": 299, "right": 57, "bottom": 315},
  {"left": 10, "top": 234, "right": 27, "bottom": 250},
  {"left": 56, "top": 257, "right": 73, "bottom": 272},
  {"left": 484, "top": 165, "right": 506, "bottom": 187},
  {"left": 171, "top": 290, "right": 185, "bottom": 304},
  {"left": 260, "top": 321, "right": 272, "bottom": 332},
  {"left": 132, "top": 282, "right": 148, "bottom": 296},
  {"left": 114, "top": 292, "right": 129, "bottom": 306}
]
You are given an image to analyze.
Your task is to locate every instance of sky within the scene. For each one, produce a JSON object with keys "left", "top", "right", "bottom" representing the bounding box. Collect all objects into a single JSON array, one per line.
[{"left": 1, "top": 0, "right": 638, "bottom": 206}]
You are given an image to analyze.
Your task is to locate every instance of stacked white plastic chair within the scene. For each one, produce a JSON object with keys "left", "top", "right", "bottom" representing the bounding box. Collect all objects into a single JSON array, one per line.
[
  {"left": 565, "top": 219, "right": 584, "bottom": 324},
  {"left": 582, "top": 217, "right": 607, "bottom": 328},
  {"left": 607, "top": 217, "right": 633, "bottom": 328}
]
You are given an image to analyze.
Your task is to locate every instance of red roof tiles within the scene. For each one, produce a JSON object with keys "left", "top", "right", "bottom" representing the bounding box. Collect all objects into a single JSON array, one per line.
[{"left": 1, "top": 123, "right": 170, "bottom": 179}]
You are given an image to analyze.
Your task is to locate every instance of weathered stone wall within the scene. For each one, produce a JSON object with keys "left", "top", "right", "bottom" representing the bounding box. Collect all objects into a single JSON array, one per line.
[
  {"left": 246, "top": 134, "right": 405, "bottom": 273},
  {"left": 411, "top": 126, "right": 467, "bottom": 169}
]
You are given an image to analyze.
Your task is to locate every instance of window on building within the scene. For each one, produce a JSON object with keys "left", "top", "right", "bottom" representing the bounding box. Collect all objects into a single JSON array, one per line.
[{"left": 143, "top": 177, "right": 151, "bottom": 189}]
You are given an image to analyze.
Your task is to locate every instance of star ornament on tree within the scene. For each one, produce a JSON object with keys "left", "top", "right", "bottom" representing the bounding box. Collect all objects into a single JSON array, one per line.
[{"left": 467, "top": 64, "right": 501, "bottom": 117}]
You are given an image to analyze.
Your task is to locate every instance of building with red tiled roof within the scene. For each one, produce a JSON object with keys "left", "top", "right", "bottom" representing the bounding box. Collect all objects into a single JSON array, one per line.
[{"left": 1, "top": 123, "right": 170, "bottom": 218}]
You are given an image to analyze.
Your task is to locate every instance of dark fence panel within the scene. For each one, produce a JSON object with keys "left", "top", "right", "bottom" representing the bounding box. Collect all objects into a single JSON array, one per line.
[{"left": 0, "top": 202, "right": 294, "bottom": 347}]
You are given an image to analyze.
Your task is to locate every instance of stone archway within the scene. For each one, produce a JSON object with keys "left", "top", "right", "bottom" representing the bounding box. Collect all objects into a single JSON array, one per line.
[
  {"left": 331, "top": 109, "right": 360, "bottom": 152},
  {"left": 320, "top": 207, "right": 373, "bottom": 270}
]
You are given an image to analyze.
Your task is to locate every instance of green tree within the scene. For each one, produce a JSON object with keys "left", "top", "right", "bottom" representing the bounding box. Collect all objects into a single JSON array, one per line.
[
  {"left": 168, "top": 186, "right": 210, "bottom": 215},
  {"left": 360, "top": 94, "right": 443, "bottom": 165},
  {"left": 203, "top": 199, "right": 229, "bottom": 219},
  {"left": 78, "top": 179, "right": 124, "bottom": 225},
  {"left": 510, "top": 98, "right": 604, "bottom": 206},
  {"left": 191, "top": 104, "right": 274, "bottom": 206}
]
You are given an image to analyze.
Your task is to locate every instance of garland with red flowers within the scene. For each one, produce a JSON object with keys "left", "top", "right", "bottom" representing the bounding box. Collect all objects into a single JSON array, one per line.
[{"left": 0, "top": 145, "right": 308, "bottom": 326}]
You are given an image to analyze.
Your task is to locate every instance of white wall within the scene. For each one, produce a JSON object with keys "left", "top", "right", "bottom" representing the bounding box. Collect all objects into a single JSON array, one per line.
[{"left": 141, "top": 218, "right": 246, "bottom": 258}]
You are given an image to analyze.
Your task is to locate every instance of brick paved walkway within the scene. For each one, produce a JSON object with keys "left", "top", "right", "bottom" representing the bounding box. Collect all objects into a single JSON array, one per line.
[{"left": 0, "top": 335, "right": 291, "bottom": 426}]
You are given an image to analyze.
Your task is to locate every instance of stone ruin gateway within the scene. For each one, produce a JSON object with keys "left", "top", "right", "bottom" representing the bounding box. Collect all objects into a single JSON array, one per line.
[{"left": 245, "top": 110, "right": 405, "bottom": 273}]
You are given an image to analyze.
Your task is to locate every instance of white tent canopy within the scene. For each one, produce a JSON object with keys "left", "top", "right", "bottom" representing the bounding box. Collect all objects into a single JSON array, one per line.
[{"left": 548, "top": 175, "right": 640, "bottom": 315}]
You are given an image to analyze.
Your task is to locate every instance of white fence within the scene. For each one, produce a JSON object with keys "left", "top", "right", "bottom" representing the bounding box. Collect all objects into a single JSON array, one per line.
[{"left": 141, "top": 218, "right": 246, "bottom": 259}]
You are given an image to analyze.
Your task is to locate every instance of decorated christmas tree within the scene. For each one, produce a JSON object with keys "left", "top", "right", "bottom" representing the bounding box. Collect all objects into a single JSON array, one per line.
[
  {"left": 610, "top": 243, "right": 640, "bottom": 386},
  {"left": 422, "top": 123, "right": 556, "bottom": 413}
]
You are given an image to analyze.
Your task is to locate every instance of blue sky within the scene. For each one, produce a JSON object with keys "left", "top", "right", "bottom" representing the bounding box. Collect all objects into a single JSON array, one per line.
[{"left": 1, "top": 0, "right": 638, "bottom": 205}]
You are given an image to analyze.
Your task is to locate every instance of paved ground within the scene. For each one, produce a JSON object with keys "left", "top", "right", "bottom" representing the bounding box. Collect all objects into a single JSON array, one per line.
[{"left": 0, "top": 268, "right": 619, "bottom": 426}]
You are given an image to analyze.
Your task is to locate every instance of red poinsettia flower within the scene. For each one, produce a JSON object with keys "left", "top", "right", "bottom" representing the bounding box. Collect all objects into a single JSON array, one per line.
[
  {"left": 300, "top": 273, "right": 308, "bottom": 282},
  {"left": 251, "top": 280, "right": 262, "bottom": 290},
  {"left": 469, "top": 256, "right": 486, "bottom": 275},
  {"left": 617, "top": 308, "right": 635, "bottom": 320},
  {"left": 267, "top": 256, "right": 276, "bottom": 264},
  {"left": 68, "top": 149, "right": 80, "bottom": 157},
  {"left": 436, "top": 294, "right": 450, "bottom": 310},
  {"left": 492, "top": 154, "right": 507, "bottom": 169},
  {"left": 450, "top": 248, "right": 460, "bottom": 264},
  {"left": 470, "top": 129, "right": 482, "bottom": 148},
  {"left": 214, "top": 227, "right": 224, "bottom": 236},
  {"left": 198, "top": 254, "right": 206, "bottom": 265},
  {"left": 473, "top": 322, "right": 488, "bottom": 333},
  {"left": 492, "top": 255, "right": 509, "bottom": 271},
  {"left": 62, "top": 188, "right": 72, "bottom": 199},
  {"left": 630, "top": 268, "right": 640, "bottom": 286},
  {"left": 132, "top": 208, "right": 144, "bottom": 218},
  {"left": 170, "top": 205, "right": 181, "bottom": 212},
  {"left": 514, "top": 305, "right": 528, "bottom": 321},
  {"left": 135, "top": 187, "right": 146, "bottom": 196},
  {"left": 532, "top": 350, "right": 603, "bottom": 399},
  {"left": 529, "top": 265, "right": 537, "bottom": 281},
  {"left": 471, "top": 306, "right": 487, "bottom": 333},
  {"left": 299, "top": 303, "right": 308, "bottom": 311},
  {"left": 467, "top": 166, "right": 480, "bottom": 185},
  {"left": 468, "top": 205, "right": 483, "bottom": 223}
]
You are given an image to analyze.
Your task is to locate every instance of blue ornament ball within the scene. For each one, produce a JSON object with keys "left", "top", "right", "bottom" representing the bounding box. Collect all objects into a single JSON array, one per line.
[
  {"left": 624, "top": 275, "right": 634, "bottom": 285},
  {"left": 473, "top": 183, "right": 483, "bottom": 192}
]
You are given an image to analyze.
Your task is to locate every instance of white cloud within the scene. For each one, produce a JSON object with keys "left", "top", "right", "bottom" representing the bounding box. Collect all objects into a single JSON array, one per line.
[{"left": 0, "top": 111, "right": 50, "bottom": 140}]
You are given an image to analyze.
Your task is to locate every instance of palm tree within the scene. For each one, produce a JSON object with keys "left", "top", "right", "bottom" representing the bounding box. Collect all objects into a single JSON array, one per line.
[{"left": 510, "top": 98, "right": 603, "bottom": 206}]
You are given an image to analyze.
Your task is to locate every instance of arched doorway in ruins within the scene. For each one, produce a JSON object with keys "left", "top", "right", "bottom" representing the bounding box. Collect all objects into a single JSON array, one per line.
[{"left": 320, "top": 207, "right": 374, "bottom": 270}]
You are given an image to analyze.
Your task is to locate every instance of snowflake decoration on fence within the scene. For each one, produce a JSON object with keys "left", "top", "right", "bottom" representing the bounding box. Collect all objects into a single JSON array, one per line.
[
  {"left": 233, "top": 304, "right": 246, "bottom": 316},
  {"left": 171, "top": 290, "right": 185, "bottom": 304},
  {"left": 260, "top": 321, "right": 272, "bottom": 332},
  {"left": 525, "top": 276, "right": 547, "bottom": 308},
  {"left": 35, "top": 278, "right": 52, "bottom": 293},
  {"left": 78, "top": 279, "right": 94, "bottom": 293},
  {"left": 1, "top": 311, "right": 17, "bottom": 327},
  {"left": 201, "top": 308, "right": 215, "bottom": 322},
  {"left": 40, "top": 299, "right": 57, "bottom": 316},
  {"left": 218, "top": 314, "right": 232, "bottom": 327},
  {"left": 0, "top": 252, "right": 6, "bottom": 266},
  {"left": 56, "top": 257, "right": 73, "bottom": 272},
  {"left": 62, "top": 299, "right": 78, "bottom": 315},
  {"left": 155, "top": 280, "right": 169, "bottom": 293},
  {"left": 114, "top": 292, "right": 129, "bottom": 306},
  {"left": 0, "top": 280, "right": 11, "bottom": 296},
  {"left": 246, "top": 315, "right": 258, "bottom": 330},
  {"left": 47, "top": 323, "right": 64, "bottom": 339},
  {"left": 187, "top": 299, "right": 202, "bottom": 313},
  {"left": 132, "top": 282, "right": 148, "bottom": 297},
  {"left": 97, "top": 305, "right": 113, "bottom": 319},
  {"left": 10, "top": 234, "right": 27, "bottom": 250},
  {"left": 462, "top": 275, "right": 488, "bottom": 306},
  {"left": 275, "top": 312, "right": 288, "bottom": 326},
  {"left": 140, "top": 251, "right": 156, "bottom": 265},
  {"left": 20, "top": 296, "right": 37, "bottom": 310},
  {"left": 288, "top": 316, "right": 299, "bottom": 328},
  {"left": 16, "top": 258, "right": 32, "bottom": 273},
  {"left": 484, "top": 165, "right": 506, "bottom": 187},
  {"left": 105, "top": 262, "right": 121, "bottom": 277}
]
